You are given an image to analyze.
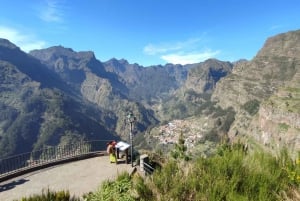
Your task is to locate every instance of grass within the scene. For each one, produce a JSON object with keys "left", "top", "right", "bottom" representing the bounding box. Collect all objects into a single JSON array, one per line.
[
  {"left": 138, "top": 143, "right": 300, "bottom": 201},
  {"left": 17, "top": 189, "right": 80, "bottom": 201},
  {"left": 83, "top": 172, "right": 136, "bottom": 201}
]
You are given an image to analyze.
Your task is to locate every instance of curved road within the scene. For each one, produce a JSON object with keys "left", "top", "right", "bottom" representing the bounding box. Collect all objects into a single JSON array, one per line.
[{"left": 0, "top": 156, "right": 135, "bottom": 201}]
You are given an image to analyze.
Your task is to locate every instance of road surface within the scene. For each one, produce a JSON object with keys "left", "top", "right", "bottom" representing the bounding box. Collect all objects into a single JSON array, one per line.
[{"left": 0, "top": 156, "right": 135, "bottom": 201}]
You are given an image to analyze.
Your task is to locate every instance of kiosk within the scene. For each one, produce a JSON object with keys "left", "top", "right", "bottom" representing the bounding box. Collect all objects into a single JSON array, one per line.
[{"left": 115, "top": 141, "right": 130, "bottom": 164}]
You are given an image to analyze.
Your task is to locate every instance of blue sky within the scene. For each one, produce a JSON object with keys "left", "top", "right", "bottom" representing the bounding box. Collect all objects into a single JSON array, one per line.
[{"left": 0, "top": 0, "right": 300, "bottom": 66}]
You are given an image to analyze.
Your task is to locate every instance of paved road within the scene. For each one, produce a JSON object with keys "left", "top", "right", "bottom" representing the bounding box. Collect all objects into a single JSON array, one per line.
[{"left": 0, "top": 156, "right": 135, "bottom": 201}]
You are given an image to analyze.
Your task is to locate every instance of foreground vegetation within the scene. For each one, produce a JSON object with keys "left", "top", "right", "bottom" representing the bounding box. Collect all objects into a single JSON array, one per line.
[
  {"left": 84, "top": 143, "right": 300, "bottom": 201},
  {"left": 19, "top": 143, "right": 300, "bottom": 201},
  {"left": 17, "top": 189, "right": 80, "bottom": 201}
]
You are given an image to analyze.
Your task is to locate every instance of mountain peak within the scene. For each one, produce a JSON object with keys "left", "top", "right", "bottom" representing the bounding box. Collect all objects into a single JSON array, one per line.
[
  {"left": 29, "top": 46, "right": 96, "bottom": 62},
  {"left": 30, "top": 45, "right": 75, "bottom": 58},
  {"left": 49, "top": 45, "right": 75, "bottom": 53},
  {"left": 106, "top": 58, "right": 129, "bottom": 65},
  {"left": 0, "top": 38, "right": 20, "bottom": 50},
  {"left": 256, "top": 29, "right": 300, "bottom": 59}
]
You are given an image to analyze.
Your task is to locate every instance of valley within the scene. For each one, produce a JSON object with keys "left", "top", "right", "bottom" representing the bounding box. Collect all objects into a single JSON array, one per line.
[{"left": 0, "top": 29, "right": 300, "bottom": 158}]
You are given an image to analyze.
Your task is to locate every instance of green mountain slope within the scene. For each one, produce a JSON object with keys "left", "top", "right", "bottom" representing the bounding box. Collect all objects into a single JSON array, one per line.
[
  {"left": 212, "top": 30, "right": 300, "bottom": 156},
  {"left": 0, "top": 39, "right": 117, "bottom": 157}
]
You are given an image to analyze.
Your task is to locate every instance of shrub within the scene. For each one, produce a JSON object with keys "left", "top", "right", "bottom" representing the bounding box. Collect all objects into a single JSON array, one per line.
[
  {"left": 170, "top": 132, "right": 191, "bottom": 161},
  {"left": 242, "top": 99, "right": 260, "bottom": 115},
  {"left": 132, "top": 175, "right": 154, "bottom": 200},
  {"left": 278, "top": 123, "right": 289, "bottom": 132},
  {"left": 83, "top": 172, "right": 135, "bottom": 201},
  {"left": 140, "top": 143, "right": 299, "bottom": 201},
  {"left": 19, "top": 189, "right": 80, "bottom": 201}
]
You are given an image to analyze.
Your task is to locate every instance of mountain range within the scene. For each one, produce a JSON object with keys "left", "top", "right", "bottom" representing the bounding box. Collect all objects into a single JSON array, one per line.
[{"left": 0, "top": 29, "right": 299, "bottom": 158}]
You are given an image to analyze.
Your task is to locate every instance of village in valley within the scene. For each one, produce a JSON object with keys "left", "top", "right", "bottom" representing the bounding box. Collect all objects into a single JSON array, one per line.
[{"left": 152, "top": 117, "right": 213, "bottom": 150}]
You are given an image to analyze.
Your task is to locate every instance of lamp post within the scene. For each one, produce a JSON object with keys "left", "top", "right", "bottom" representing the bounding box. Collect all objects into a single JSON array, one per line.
[{"left": 127, "top": 113, "right": 136, "bottom": 167}]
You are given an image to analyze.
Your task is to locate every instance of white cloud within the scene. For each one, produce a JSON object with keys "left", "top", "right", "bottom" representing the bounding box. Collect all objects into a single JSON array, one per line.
[
  {"left": 269, "top": 25, "right": 283, "bottom": 31},
  {"left": 161, "top": 50, "right": 220, "bottom": 65},
  {"left": 39, "top": 0, "right": 64, "bottom": 22},
  {"left": 143, "top": 38, "right": 201, "bottom": 55},
  {"left": 143, "top": 37, "right": 220, "bottom": 64},
  {"left": 0, "top": 26, "right": 46, "bottom": 52},
  {"left": 144, "top": 42, "right": 183, "bottom": 55}
]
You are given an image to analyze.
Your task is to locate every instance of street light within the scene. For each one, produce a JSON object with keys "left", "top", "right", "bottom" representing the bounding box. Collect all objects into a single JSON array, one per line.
[{"left": 127, "top": 112, "right": 136, "bottom": 167}]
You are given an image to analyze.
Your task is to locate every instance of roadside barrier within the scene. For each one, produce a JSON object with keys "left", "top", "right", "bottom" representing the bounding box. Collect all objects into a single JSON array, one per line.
[
  {"left": 0, "top": 140, "right": 111, "bottom": 182},
  {"left": 140, "top": 154, "right": 155, "bottom": 175}
]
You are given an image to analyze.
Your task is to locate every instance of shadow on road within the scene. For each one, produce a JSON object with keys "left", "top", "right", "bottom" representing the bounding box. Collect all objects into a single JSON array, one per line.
[{"left": 0, "top": 178, "right": 29, "bottom": 192}]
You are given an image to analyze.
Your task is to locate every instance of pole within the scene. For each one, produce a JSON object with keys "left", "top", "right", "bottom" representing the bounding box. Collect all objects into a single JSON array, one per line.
[
  {"left": 130, "top": 121, "right": 133, "bottom": 167},
  {"left": 127, "top": 112, "right": 135, "bottom": 167}
]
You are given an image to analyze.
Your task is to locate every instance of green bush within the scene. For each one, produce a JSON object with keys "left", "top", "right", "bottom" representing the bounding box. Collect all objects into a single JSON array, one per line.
[
  {"left": 18, "top": 189, "right": 80, "bottom": 201},
  {"left": 132, "top": 175, "right": 154, "bottom": 201},
  {"left": 170, "top": 132, "right": 191, "bottom": 161},
  {"left": 242, "top": 99, "right": 260, "bottom": 115},
  {"left": 278, "top": 123, "right": 290, "bottom": 132},
  {"left": 83, "top": 172, "right": 135, "bottom": 201},
  {"left": 140, "top": 143, "right": 299, "bottom": 201}
]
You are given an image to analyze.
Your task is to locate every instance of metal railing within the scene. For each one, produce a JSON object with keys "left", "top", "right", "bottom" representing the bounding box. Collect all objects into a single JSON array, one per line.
[
  {"left": 0, "top": 140, "right": 111, "bottom": 180},
  {"left": 143, "top": 161, "right": 155, "bottom": 175}
]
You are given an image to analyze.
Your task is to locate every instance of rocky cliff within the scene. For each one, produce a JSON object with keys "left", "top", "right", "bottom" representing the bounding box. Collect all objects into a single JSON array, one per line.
[
  {"left": 184, "top": 59, "right": 233, "bottom": 94},
  {"left": 103, "top": 59, "right": 188, "bottom": 102},
  {"left": 212, "top": 30, "right": 300, "bottom": 156},
  {"left": 250, "top": 69, "right": 300, "bottom": 155},
  {"left": 30, "top": 47, "right": 159, "bottom": 139}
]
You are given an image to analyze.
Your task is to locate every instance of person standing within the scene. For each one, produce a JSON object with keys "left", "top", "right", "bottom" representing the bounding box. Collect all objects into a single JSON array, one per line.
[{"left": 106, "top": 141, "right": 117, "bottom": 164}]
